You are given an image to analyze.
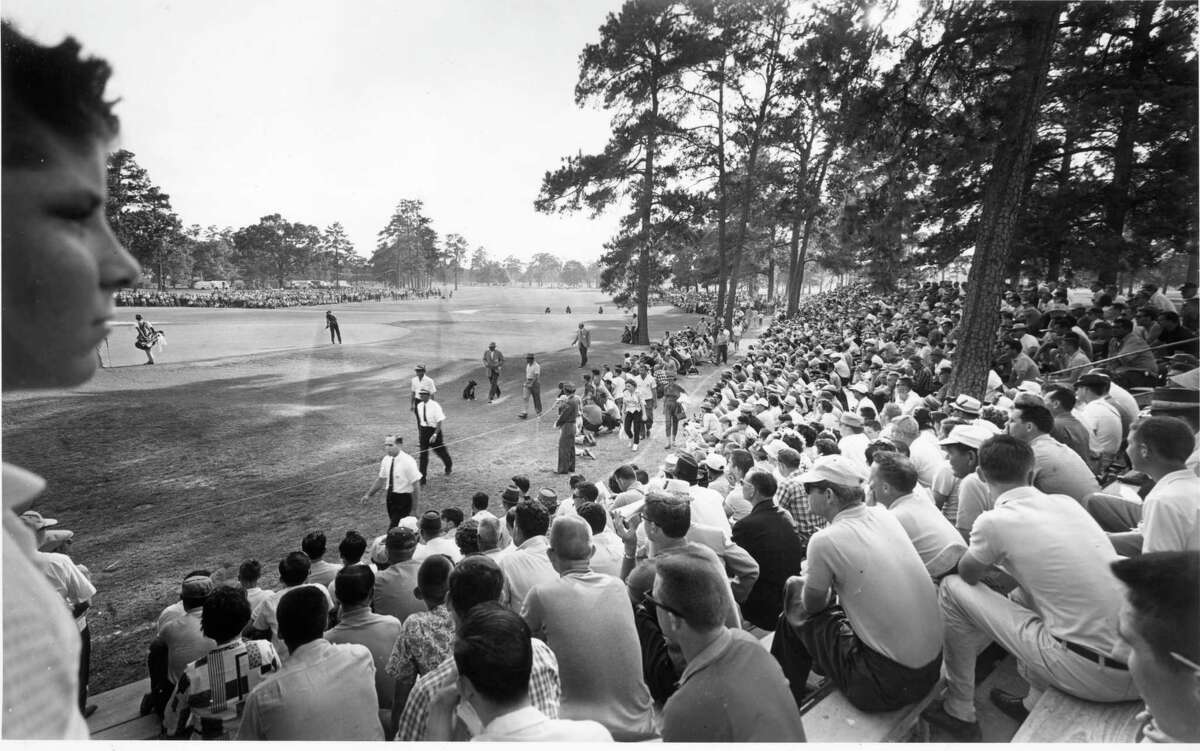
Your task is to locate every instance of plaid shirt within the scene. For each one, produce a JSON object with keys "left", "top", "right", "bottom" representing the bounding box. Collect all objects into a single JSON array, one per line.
[
  {"left": 395, "top": 637, "right": 560, "bottom": 741},
  {"left": 163, "top": 638, "right": 280, "bottom": 739},
  {"left": 776, "top": 470, "right": 825, "bottom": 541}
]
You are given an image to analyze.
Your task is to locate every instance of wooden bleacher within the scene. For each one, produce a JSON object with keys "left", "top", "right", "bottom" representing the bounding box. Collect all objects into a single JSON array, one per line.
[
  {"left": 86, "top": 678, "right": 162, "bottom": 740},
  {"left": 1012, "top": 686, "right": 1143, "bottom": 743}
]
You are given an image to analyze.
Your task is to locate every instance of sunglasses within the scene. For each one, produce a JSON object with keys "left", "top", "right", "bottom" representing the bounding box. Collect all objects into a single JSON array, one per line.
[{"left": 641, "top": 590, "right": 685, "bottom": 620}]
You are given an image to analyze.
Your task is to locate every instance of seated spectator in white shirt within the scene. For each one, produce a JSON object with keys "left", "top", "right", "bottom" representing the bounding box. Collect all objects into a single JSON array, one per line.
[
  {"left": 436, "top": 604, "right": 611, "bottom": 742},
  {"left": 869, "top": 452, "right": 966, "bottom": 579},
  {"left": 150, "top": 574, "right": 218, "bottom": 717},
  {"left": 578, "top": 502, "right": 624, "bottom": 578},
  {"left": 414, "top": 511, "right": 463, "bottom": 563},
  {"left": 499, "top": 500, "right": 558, "bottom": 609},
  {"left": 1110, "top": 551, "right": 1200, "bottom": 742},
  {"left": 470, "top": 492, "right": 496, "bottom": 523},
  {"left": 1006, "top": 399, "right": 1100, "bottom": 503},
  {"left": 302, "top": 531, "right": 341, "bottom": 589},
  {"left": 246, "top": 552, "right": 334, "bottom": 662},
  {"left": 1074, "top": 373, "right": 1124, "bottom": 470},
  {"left": 476, "top": 517, "right": 506, "bottom": 562},
  {"left": 324, "top": 565, "right": 402, "bottom": 726},
  {"left": 238, "top": 559, "right": 272, "bottom": 614},
  {"left": 238, "top": 586, "right": 383, "bottom": 740},
  {"left": 373, "top": 527, "right": 426, "bottom": 622},
  {"left": 1093, "top": 416, "right": 1200, "bottom": 556},
  {"left": 163, "top": 586, "right": 281, "bottom": 739}
]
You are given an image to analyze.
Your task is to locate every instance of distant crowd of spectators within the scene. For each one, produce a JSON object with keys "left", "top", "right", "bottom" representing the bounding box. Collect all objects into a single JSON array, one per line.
[{"left": 115, "top": 287, "right": 440, "bottom": 309}]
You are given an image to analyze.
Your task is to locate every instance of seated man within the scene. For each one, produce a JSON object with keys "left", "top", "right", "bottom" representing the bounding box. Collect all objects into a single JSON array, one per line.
[
  {"left": 302, "top": 530, "right": 341, "bottom": 588},
  {"left": 731, "top": 469, "right": 805, "bottom": 632},
  {"left": 1111, "top": 551, "right": 1200, "bottom": 742},
  {"left": 149, "top": 574, "right": 218, "bottom": 717},
  {"left": 413, "top": 510, "right": 463, "bottom": 563},
  {"left": 656, "top": 546, "right": 805, "bottom": 742},
  {"left": 499, "top": 500, "right": 557, "bottom": 609},
  {"left": 372, "top": 527, "right": 425, "bottom": 622},
  {"left": 771, "top": 455, "right": 943, "bottom": 712},
  {"left": 323, "top": 565, "right": 402, "bottom": 724},
  {"left": 522, "top": 517, "right": 655, "bottom": 740},
  {"left": 1006, "top": 400, "right": 1100, "bottom": 503},
  {"left": 443, "top": 604, "right": 612, "bottom": 742},
  {"left": 385, "top": 555, "right": 455, "bottom": 738},
  {"left": 395, "top": 556, "right": 562, "bottom": 741},
  {"left": 246, "top": 552, "right": 334, "bottom": 661},
  {"left": 923, "top": 435, "right": 1139, "bottom": 741},
  {"left": 238, "top": 586, "right": 383, "bottom": 740},
  {"left": 868, "top": 452, "right": 965, "bottom": 579},
  {"left": 163, "top": 586, "right": 281, "bottom": 739}
]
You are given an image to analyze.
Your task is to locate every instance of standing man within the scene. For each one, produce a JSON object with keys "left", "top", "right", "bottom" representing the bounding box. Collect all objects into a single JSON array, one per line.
[
  {"left": 410, "top": 364, "right": 437, "bottom": 421},
  {"left": 361, "top": 435, "right": 421, "bottom": 528},
  {"left": 415, "top": 389, "right": 452, "bottom": 482},
  {"left": 325, "top": 311, "right": 341, "bottom": 344},
  {"left": 482, "top": 342, "right": 505, "bottom": 403},
  {"left": 555, "top": 383, "right": 580, "bottom": 475},
  {"left": 571, "top": 323, "right": 591, "bottom": 368},
  {"left": 519, "top": 353, "right": 543, "bottom": 420}
]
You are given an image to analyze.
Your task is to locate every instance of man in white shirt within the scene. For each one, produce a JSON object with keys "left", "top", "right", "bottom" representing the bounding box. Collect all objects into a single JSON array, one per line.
[
  {"left": 410, "top": 364, "right": 437, "bottom": 419},
  {"left": 518, "top": 353, "right": 543, "bottom": 419},
  {"left": 578, "top": 503, "right": 624, "bottom": 577},
  {"left": 361, "top": 434, "right": 422, "bottom": 529},
  {"left": 301, "top": 531, "right": 342, "bottom": 589},
  {"left": 499, "top": 501, "right": 558, "bottom": 609},
  {"left": 869, "top": 453, "right": 965, "bottom": 579},
  {"left": 239, "top": 587, "right": 383, "bottom": 740},
  {"left": 1074, "top": 373, "right": 1124, "bottom": 471},
  {"left": 413, "top": 510, "right": 463, "bottom": 562},
  {"left": 922, "top": 435, "right": 1138, "bottom": 741},
  {"left": 415, "top": 389, "right": 452, "bottom": 483},
  {"left": 1006, "top": 400, "right": 1100, "bottom": 503},
  {"left": 439, "top": 604, "right": 611, "bottom": 742},
  {"left": 837, "top": 413, "right": 870, "bottom": 471}
]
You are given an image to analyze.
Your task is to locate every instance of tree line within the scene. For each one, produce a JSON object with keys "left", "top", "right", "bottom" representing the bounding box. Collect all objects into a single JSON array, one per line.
[
  {"left": 104, "top": 151, "right": 599, "bottom": 290},
  {"left": 537, "top": 0, "right": 1196, "bottom": 346}
]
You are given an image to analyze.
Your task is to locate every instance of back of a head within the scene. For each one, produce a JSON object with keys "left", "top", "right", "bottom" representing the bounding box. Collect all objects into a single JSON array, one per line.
[
  {"left": 977, "top": 435, "right": 1035, "bottom": 485},
  {"left": 276, "top": 585, "right": 328, "bottom": 646},
  {"left": 644, "top": 490, "right": 691, "bottom": 539},
  {"left": 576, "top": 502, "right": 606, "bottom": 535},
  {"left": 872, "top": 451, "right": 919, "bottom": 494},
  {"left": 510, "top": 474, "right": 531, "bottom": 495},
  {"left": 513, "top": 499, "right": 550, "bottom": 539},
  {"left": 447, "top": 555, "right": 505, "bottom": 616},
  {"left": 476, "top": 516, "right": 501, "bottom": 550},
  {"left": 548, "top": 516, "right": 592, "bottom": 561},
  {"left": 891, "top": 415, "right": 920, "bottom": 443},
  {"left": 339, "top": 530, "right": 367, "bottom": 564},
  {"left": 417, "top": 554, "right": 454, "bottom": 604},
  {"left": 745, "top": 468, "right": 778, "bottom": 499},
  {"left": 279, "top": 551, "right": 311, "bottom": 586},
  {"left": 1111, "top": 551, "right": 1200, "bottom": 669},
  {"left": 238, "top": 559, "right": 262, "bottom": 585},
  {"left": 453, "top": 603, "right": 533, "bottom": 706},
  {"left": 420, "top": 510, "right": 443, "bottom": 538},
  {"left": 472, "top": 491, "right": 490, "bottom": 512},
  {"left": 201, "top": 586, "right": 251, "bottom": 644},
  {"left": 456, "top": 520, "right": 480, "bottom": 555},
  {"left": 442, "top": 507, "right": 464, "bottom": 528},
  {"left": 1044, "top": 385, "right": 1076, "bottom": 411},
  {"left": 574, "top": 481, "right": 600, "bottom": 505},
  {"left": 301, "top": 530, "right": 327, "bottom": 560},
  {"left": 655, "top": 546, "right": 729, "bottom": 631},
  {"left": 334, "top": 564, "right": 375, "bottom": 607},
  {"left": 613, "top": 464, "right": 637, "bottom": 484}
]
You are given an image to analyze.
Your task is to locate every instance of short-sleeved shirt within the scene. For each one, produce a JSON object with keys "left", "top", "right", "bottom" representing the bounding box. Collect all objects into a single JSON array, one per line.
[
  {"left": 953, "top": 472, "right": 992, "bottom": 535},
  {"left": 415, "top": 399, "right": 445, "bottom": 428},
  {"left": 410, "top": 374, "right": 436, "bottom": 401},
  {"left": 250, "top": 583, "right": 334, "bottom": 662},
  {"left": 1140, "top": 469, "right": 1200, "bottom": 553},
  {"left": 500, "top": 536, "right": 558, "bottom": 609},
  {"left": 930, "top": 464, "right": 960, "bottom": 525},
  {"left": 163, "top": 638, "right": 280, "bottom": 739},
  {"left": 379, "top": 451, "right": 421, "bottom": 492},
  {"left": 525, "top": 361, "right": 541, "bottom": 383},
  {"left": 384, "top": 604, "right": 453, "bottom": 684},
  {"left": 1029, "top": 434, "right": 1100, "bottom": 502},
  {"left": 805, "top": 504, "right": 942, "bottom": 667},
  {"left": 1079, "top": 400, "right": 1123, "bottom": 459},
  {"left": 160, "top": 609, "right": 218, "bottom": 683},
  {"left": 324, "top": 607, "right": 403, "bottom": 709},
  {"left": 888, "top": 493, "right": 966, "bottom": 577},
  {"left": 967, "top": 486, "right": 1125, "bottom": 654},
  {"left": 38, "top": 551, "right": 96, "bottom": 631}
]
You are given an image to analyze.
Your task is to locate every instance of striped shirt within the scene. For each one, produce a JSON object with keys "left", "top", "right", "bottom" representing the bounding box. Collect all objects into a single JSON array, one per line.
[
  {"left": 163, "top": 638, "right": 281, "bottom": 739},
  {"left": 395, "top": 637, "right": 560, "bottom": 741}
]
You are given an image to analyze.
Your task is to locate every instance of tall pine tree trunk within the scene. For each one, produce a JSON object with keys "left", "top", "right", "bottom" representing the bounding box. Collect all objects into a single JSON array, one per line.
[
  {"left": 636, "top": 79, "right": 659, "bottom": 346},
  {"left": 714, "top": 55, "right": 730, "bottom": 324},
  {"left": 947, "top": 2, "right": 1062, "bottom": 400}
]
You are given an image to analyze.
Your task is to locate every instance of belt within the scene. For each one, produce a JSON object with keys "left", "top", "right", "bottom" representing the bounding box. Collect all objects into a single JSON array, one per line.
[{"left": 1054, "top": 636, "right": 1128, "bottom": 671}]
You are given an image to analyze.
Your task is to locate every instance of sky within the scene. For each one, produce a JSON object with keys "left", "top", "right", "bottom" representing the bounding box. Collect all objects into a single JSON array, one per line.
[{"left": 4, "top": 0, "right": 627, "bottom": 264}]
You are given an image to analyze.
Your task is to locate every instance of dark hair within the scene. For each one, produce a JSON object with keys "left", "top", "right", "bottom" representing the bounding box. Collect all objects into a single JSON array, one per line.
[
  {"left": 200, "top": 586, "right": 251, "bottom": 643},
  {"left": 1, "top": 21, "right": 119, "bottom": 166},
  {"left": 744, "top": 468, "right": 777, "bottom": 499},
  {"left": 795, "top": 424, "right": 818, "bottom": 447},
  {"left": 1004, "top": 339, "right": 1022, "bottom": 353},
  {"left": 510, "top": 475, "right": 530, "bottom": 494},
  {"left": 573, "top": 482, "right": 600, "bottom": 505},
  {"left": 276, "top": 585, "right": 328, "bottom": 645},
  {"left": 1111, "top": 551, "right": 1200, "bottom": 668},
  {"left": 872, "top": 452, "right": 919, "bottom": 494},
  {"left": 338, "top": 530, "right": 367, "bottom": 564},
  {"left": 814, "top": 438, "right": 840, "bottom": 456},
  {"left": 1012, "top": 403, "right": 1055, "bottom": 434},
  {"left": 453, "top": 603, "right": 532, "bottom": 705},
  {"left": 977, "top": 435, "right": 1035, "bottom": 485},
  {"left": 513, "top": 499, "right": 550, "bottom": 539},
  {"left": 447, "top": 555, "right": 504, "bottom": 615},
  {"left": 1132, "top": 415, "right": 1196, "bottom": 466},
  {"left": 728, "top": 449, "right": 754, "bottom": 476},
  {"left": 456, "top": 520, "right": 480, "bottom": 555},
  {"left": 334, "top": 564, "right": 375, "bottom": 606},
  {"left": 301, "top": 531, "right": 327, "bottom": 560},
  {"left": 643, "top": 491, "right": 691, "bottom": 539},
  {"left": 576, "top": 502, "right": 607, "bottom": 534},
  {"left": 613, "top": 464, "right": 637, "bottom": 483},
  {"left": 417, "top": 555, "right": 454, "bottom": 604},
  {"left": 238, "top": 559, "right": 262, "bottom": 584},
  {"left": 1043, "top": 385, "right": 1076, "bottom": 411},
  {"left": 278, "top": 551, "right": 311, "bottom": 586},
  {"left": 472, "top": 492, "right": 489, "bottom": 511},
  {"left": 1112, "top": 317, "right": 1133, "bottom": 333},
  {"left": 441, "top": 507, "right": 464, "bottom": 527}
]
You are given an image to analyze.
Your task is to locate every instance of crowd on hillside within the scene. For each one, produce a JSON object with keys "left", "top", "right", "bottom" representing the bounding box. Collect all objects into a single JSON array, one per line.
[
  {"left": 28, "top": 277, "right": 1197, "bottom": 742},
  {"left": 115, "top": 287, "right": 434, "bottom": 309}
]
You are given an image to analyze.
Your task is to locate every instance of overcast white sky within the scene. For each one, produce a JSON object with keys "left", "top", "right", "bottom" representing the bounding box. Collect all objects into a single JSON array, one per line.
[{"left": 4, "top": 0, "right": 626, "bottom": 264}]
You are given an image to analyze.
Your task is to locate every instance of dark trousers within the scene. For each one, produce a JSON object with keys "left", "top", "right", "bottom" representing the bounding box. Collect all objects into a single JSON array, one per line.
[
  {"left": 579, "top": 345, "right": 588, "bottom": 367},
  {"left": 147, "top": 637, "right": 172, "bottom": 716},
  {"left": 386, "top": 491, "right": 414, "bottom": 528},
  {"left": 717, "top": 344, "right": 728, "bottom": 364},
  {"left": 328, "top": 324, "right": 341, "bottom": 343},
  {"left": 487, "top": 369, "right": 501, "bottom": 400},
  {"left": 418, "top": 426, "right": 452, "bottom": 477},
  {"left": 624, "top": 411, "right": 644, "bottom": 444},
  {"left": 558, "top": 424, "right": 576, "bottom": 473},
  {"left": 770, "top": 606, "right": 942, "bottom": 713},
  {"left": 78, "top": 624, "right": 91, "bottom": 711}
]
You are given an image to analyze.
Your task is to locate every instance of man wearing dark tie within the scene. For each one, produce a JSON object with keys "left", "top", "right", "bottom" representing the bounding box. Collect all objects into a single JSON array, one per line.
[
  {"left": 415, "top": 389, "right": 452, "bottom": 484},
  {"left": 361, "top": 435, "right": 421, "bottom": 529}
]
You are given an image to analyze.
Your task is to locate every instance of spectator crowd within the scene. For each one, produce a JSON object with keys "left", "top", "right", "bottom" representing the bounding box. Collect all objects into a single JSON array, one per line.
[{"left": 116, "top": 286, "right": 436, "bottom": 309}]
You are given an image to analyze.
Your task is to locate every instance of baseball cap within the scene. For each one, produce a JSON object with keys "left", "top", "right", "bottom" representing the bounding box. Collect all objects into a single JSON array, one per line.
[
  {"left": 939, "top": 422, "right": 1001, "bottom": 450},
  {"left": 19, "top": 510, "right": 58, "bottom": 531},
  {"left": 797, "top": 455, "right": 867, "bottom": 486}
]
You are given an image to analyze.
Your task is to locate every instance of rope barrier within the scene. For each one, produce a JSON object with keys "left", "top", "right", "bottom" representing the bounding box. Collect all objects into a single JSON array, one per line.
[{"left": 1042, "top": 336, "right": 1198, "bottom": 377}]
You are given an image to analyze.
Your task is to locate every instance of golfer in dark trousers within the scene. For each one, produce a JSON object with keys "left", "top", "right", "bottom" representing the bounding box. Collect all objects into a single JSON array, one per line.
[
  {"left": 415, "top": 389, "right": 452, "bottom": 483},
  {"left": 325, "top": 311, "right": 341, "bottom": 343},
  {"left": 571, "top": 323, "right": 591, "bottom": 367},
  {"left": 361, "top": 435, "right": 421, "bottom": 528}
]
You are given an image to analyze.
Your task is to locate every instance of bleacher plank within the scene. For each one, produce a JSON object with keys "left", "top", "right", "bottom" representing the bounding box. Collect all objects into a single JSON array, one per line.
[
  {"left": 86, "top": 677, "right": 151, "bottom": 736},
  {"left": 802, "top": 680, "right": 942, "bottom": 743},
  {"left": 1011, "top": 686, "right": 1142, "bottom": 743},
  {"left": 90, "top": 714, "right": 162, "bottom": 741}
]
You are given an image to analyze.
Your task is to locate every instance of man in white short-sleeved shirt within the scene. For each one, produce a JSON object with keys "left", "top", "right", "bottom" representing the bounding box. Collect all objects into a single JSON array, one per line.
[
  {"left": 409, "top": 364, "right": 436, "bottom": 417},
  {"left": 361, "top": 435, "right": 421, "bottom": 529},
  {"left": 869, "top": 453, "right": 965, "bottom": 579},
  {"left": 923, "top": 435, "right": 1138, "bottom": 741}
]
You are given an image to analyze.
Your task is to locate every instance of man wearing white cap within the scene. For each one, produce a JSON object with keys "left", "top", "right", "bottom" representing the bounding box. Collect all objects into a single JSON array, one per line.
[
  {"left": 836, "top": 413, "right": 869, "bottom": 471},
  {"left": 769, "top": 455, "right": 943, "bottom": 712},
  {"left": 410, "top": 364, "right": 437, "bottom": 421},
  {"left": 938, "top": 423, "right": 1001, "bottom": 539}
]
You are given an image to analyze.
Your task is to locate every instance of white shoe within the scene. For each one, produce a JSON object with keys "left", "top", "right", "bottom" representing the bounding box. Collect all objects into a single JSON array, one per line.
[{"left": 632, "top": 443, "right": 639, "bottom": 451}]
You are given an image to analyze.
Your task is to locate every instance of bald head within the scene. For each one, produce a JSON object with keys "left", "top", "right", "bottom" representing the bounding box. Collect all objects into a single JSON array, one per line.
[{"left": 549, "top": 516, "right": 593, "bottom": 562}]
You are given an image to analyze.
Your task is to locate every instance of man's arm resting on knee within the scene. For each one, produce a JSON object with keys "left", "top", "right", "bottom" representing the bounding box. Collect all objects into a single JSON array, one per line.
[{"left": 956, "top": 550, "right": 993, "bottom": 586}]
